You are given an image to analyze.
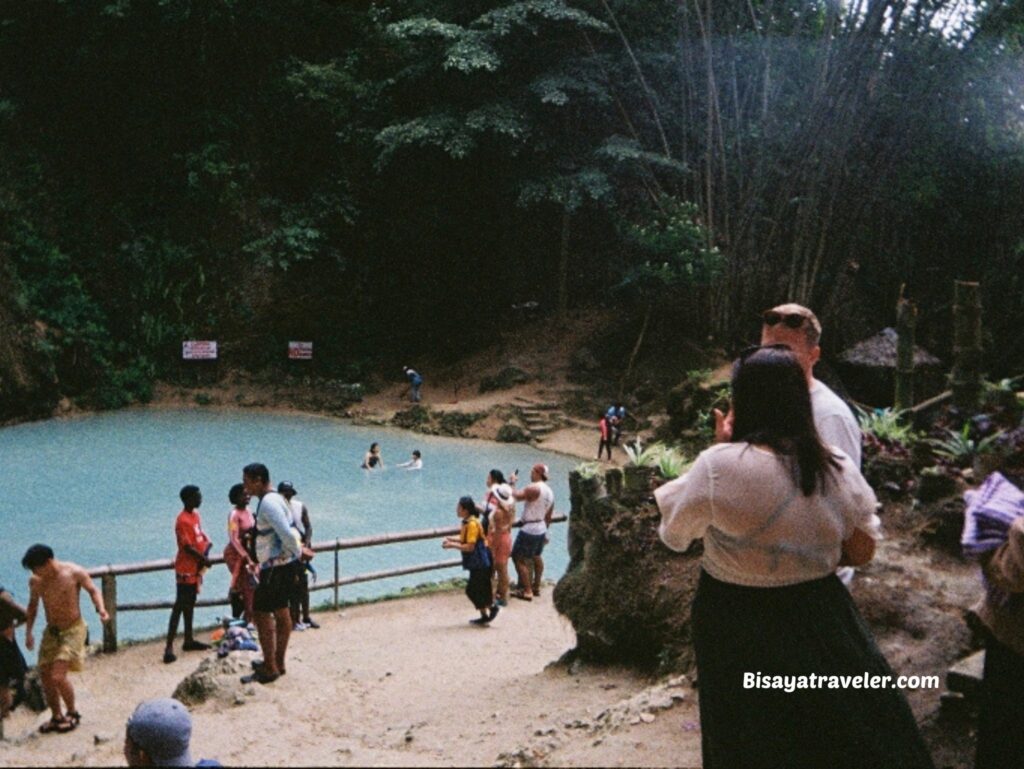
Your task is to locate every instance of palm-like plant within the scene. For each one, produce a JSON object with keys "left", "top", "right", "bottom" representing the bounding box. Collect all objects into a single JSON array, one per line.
[
  {"left": 656, "top": 448, "right": 689, "bottom": 480},
  {"left": 623, "top": 439, "right": 663, "bottom": 467},
  {"left": 928, "top": 425, "right": 1005, "bottom": 467}
]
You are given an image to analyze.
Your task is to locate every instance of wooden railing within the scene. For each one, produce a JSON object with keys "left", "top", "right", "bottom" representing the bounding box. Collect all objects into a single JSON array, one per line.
[{"left": 87, "top": 514, "right": 567, "bottom": 652}]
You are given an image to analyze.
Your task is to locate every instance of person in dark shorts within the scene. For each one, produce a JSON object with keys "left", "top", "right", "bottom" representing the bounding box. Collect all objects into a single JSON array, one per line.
[
  {"left": 164, "top": 486, "right": 212, "bottom": 664},
  {"left": 278, "top": 481, "right": 318, "bottom": 631},
  {"left": 0, "top": 584, "right": 28, "bottom": 719},
  {"left": 510, "top": 464, "right": 555, "bottom": 600},
  {"left": 242, "top": 463, "right": 305, "bottom": 684}
]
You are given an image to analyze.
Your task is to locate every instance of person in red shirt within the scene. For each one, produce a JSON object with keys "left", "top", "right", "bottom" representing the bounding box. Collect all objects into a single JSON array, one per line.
[
  {"left": 597, "top": 413, "right": 613, "bottom": 460},
  {"left": 163, "top": 486, "right": 212, "bottom": 664}
]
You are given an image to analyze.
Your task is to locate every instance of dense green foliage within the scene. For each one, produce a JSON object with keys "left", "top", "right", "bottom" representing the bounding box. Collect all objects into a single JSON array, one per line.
[{"left": 1, "top": 1, "right": 1023, "bottom": 409}]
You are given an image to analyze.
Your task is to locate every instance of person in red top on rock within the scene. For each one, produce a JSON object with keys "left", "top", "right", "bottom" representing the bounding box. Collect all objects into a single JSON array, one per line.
[{"left": 163, "top": 485, "right": 213, "bottom": 664}]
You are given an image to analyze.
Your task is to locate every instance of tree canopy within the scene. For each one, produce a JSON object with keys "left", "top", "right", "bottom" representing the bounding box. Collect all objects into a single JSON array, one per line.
[{"left": 1, "top": 1, "right": 1022, "bottom": 410}]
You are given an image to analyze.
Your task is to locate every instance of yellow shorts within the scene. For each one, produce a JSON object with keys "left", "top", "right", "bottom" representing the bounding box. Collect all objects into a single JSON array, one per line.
[{"left": 38, "top": 618, "right": 88, "bottom": 672}]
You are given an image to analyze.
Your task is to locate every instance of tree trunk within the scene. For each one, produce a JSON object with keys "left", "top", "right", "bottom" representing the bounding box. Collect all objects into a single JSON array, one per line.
[
  {"left": 558, "top": 207, "right": 571, "bottom": 319},
  {"left": 952, "top": 280, "right": 983, "bottom": 412},
  {"left": 894, "top": 296, "right": 916, "bottom": 410},
  {"left": 620, "top": 305, "right": 652, "bottom": 398}
]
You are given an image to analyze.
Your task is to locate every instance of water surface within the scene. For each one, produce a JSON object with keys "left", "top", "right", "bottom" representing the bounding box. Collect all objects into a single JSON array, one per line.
[{"left": 0, "top": 408, "right": 576, "bottom": 656}]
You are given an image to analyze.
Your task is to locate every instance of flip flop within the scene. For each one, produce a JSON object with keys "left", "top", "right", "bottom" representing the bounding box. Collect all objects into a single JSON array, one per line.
[
  {"left": 39, "top": 716, "right": 75, "bottom": 734},
  {"left": 67, "top": 711, "right": 82, "bottom": 727},
  {"left": 511, "top": 590, "right": 533, "bottom": 601},
  {"left": 240, "top": 670, "right": 279, "bottom": 685}
]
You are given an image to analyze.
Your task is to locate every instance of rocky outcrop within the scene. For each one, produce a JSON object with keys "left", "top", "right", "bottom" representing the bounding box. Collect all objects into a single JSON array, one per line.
[
  {"left": 172, "top": 652, "right": 260, "bottom": 707},
  {"left": 552, "top": 470, "right": 701, "bottom": 673}
]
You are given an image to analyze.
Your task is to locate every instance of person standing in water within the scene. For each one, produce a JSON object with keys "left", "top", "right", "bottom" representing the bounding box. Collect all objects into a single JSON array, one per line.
[
  {"left": 397, "top": 450, "right": 423, "bottom": 470},
  {"left": 362, "top": 443, "right": 384, "bottom": 470}
]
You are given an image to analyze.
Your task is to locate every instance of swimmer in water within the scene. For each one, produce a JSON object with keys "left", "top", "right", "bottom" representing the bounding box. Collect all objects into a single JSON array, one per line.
[{"left": 361, "top": 443, "right": 384, "bottom": 470}]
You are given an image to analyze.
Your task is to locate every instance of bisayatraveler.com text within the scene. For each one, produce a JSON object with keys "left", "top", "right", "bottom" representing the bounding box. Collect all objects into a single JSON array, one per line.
[{"left": 743, "top": 672, "right": 940, "bottom": 693}]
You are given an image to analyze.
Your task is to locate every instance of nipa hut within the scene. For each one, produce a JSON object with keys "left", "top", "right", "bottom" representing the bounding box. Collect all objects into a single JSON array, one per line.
[{"left": 836, "top": 327, "right": 943, "bottom": 407}]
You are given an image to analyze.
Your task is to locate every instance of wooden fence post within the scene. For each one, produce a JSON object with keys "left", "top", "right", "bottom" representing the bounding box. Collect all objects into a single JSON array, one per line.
[
  {"left": 333, "top": 543, "right": 340, "bottom": 610},
  {"left": 102, "top": 574, "right": 117, "bottom": 653}
]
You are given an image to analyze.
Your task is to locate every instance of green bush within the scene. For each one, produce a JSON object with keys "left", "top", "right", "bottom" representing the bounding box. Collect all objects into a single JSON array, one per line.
[
  {"left": 496, "top": 424, "right": 529, "bottom": 443},
  {"left": 392, "top": 405, "right": 431, "bottom": 429},
  {"left": 438, "top": 410, "right": 482, "bottom": 435},
  {"left": 479, "top": 366, "right": 531, "bottom": 393}
]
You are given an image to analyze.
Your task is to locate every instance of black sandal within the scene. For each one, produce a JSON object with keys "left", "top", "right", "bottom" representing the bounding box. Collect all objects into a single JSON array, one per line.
[{"left": 39, "top": 716, "right": 75, "bottom": 734}]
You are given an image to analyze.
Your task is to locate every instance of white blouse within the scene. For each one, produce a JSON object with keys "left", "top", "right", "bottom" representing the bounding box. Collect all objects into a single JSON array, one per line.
[{"left": 655, "top": 442, "right": 881, "bottom": 587}]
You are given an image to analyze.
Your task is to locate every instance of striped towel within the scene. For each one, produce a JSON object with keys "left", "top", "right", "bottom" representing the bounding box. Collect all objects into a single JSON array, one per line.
[{"left": 961, "top": 472, "right": 1024, "bottom": 557}]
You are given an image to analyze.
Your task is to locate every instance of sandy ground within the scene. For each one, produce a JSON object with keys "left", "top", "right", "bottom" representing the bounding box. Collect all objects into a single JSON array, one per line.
[{"left": 0, "top": 590, "right": 702, "bottom": 767}]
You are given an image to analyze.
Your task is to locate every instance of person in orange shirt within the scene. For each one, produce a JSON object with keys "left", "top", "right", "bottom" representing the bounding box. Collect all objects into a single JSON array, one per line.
[{"left": 163, "top": 485, "right": 213, "bottom": 664}]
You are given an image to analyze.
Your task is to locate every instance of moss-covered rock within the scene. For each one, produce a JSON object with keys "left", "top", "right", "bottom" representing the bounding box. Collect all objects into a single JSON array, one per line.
[
  {"left": 496, "top": 423, "right": 530, "bottom": 443},
  {"left": 553, "top": 470, "right": 701, "bottom": 673},
  {"left": 479, "top": 366, "right": 531, "bottom": 393}
]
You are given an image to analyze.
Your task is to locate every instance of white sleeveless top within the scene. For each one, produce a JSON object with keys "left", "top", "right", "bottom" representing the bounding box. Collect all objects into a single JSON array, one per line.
[{"left": 521, "top": 482, "right": 554, "bottom": 535}]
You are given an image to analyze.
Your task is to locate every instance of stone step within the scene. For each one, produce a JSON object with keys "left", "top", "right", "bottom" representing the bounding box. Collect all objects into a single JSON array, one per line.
[
  {"left": 523, "top": 415, "right": 557, "bottom": 426},
  {"left": 516, "top": 400, "right": 559, "bottom": 411},
  {"left": 947, "top": 650, "right": 985, "bottom": 696},
  {"left": 530, "top": 425, "right": 557, "bottom": 436}
]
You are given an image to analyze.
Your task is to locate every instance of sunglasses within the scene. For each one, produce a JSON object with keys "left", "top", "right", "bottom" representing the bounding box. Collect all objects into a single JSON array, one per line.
[{"left": 762, "top": 311, "right": 808, "bottom": 329}]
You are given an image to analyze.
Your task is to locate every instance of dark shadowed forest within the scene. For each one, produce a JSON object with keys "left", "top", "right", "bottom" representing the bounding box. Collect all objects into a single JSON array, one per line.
[{"left": 1, "top": 0, "right": 1023, "bottom": 418}]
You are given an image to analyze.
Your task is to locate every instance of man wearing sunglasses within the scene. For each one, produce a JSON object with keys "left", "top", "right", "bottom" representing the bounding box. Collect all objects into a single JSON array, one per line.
[{"left": 758, "top": 303, "right": 862, "bottom": 469}]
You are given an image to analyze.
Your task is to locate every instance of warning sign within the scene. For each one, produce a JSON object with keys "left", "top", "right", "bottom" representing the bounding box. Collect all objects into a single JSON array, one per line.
[
  {"left": 182, "top": 341, "right": 218, "bottom": 360},
  {"left": 288, "top": 341, "right": 313, "bottom": 360}
]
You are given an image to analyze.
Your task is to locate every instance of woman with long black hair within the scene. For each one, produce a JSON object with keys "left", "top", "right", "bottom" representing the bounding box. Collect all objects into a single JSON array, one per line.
[{"left": 656, "top": 345, "right": 933, "bottom": 769}]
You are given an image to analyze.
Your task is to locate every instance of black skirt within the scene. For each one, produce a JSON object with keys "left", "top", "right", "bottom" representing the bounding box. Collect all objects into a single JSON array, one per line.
[
  {"left": 465, "top": 568, "right": 493, "bottom": 611},
  {"left": 693, "top": 569, "right": 935, "bottom": 769}
]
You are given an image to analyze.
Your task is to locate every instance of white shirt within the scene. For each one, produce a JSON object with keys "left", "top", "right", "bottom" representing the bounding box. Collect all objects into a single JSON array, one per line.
[
  {"left": 255, "top": 492, "right": 302, "bottom": 568},
  {"left": 521, "top": 481, "right": 554, "bottom": 535},
  {"left": 655, "top": 442, "right": 880, "bottom": 588},
  {"left": 811, "top": 379, "right": 862, "bottom": 468}
]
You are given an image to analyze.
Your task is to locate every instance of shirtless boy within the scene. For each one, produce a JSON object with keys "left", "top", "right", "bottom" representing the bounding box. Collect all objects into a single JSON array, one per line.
[{"left": 22, "top": 544, "right": 109, "bottom": 734}]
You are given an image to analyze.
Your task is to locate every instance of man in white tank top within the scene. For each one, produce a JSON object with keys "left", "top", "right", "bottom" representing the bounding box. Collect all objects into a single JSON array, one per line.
[{"left": 510, "top": 463, "right": 555, "bottom": 600}]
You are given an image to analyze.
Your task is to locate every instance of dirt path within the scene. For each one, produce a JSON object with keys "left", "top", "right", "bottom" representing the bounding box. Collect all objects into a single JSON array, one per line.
[{"left": 0, "top": 590, "right": 702, "bottom": 767}]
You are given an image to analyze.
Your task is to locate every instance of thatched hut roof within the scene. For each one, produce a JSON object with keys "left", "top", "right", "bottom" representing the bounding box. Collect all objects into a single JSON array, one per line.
[{"left": 838, "top": 327, "right": 942, "bottom": 369}]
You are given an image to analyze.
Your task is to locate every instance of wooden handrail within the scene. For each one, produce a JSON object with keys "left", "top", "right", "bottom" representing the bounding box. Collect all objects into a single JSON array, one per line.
[
  {"left": 88, "top": 514, "right": 567, "bottom": 652},
  {"left": 87, "top": 515, "right": 566, "bottom": 578}
]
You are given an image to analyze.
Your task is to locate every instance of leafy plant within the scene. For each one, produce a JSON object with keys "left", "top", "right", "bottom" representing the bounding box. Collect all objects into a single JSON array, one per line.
[
  {"left": 856, "top": 407, "right": 918, "bottom": 445},
  {"left": 574, "top": 462, "right": 602, "bottom": 480},
  {"left": 656, "top": 447, "right": 688, "bottom": 480},
  {"left": 928, "top": 425, "right": 1006, "bottom": 467},
  {"left": 623, "top": 439, "right": 662, "bottom": 467}
]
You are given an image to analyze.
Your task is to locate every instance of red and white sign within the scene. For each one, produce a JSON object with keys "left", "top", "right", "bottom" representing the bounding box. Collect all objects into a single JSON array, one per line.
[
  {"left": 182, "top": 341, "right": 218, "bottom": 360},
  {"left": 288, "top": 341, "right": 313, "bottom": 360}
]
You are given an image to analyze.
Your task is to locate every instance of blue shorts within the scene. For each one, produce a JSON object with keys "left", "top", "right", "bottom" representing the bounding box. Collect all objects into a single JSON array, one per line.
[{"left": 512, "top": 531, "right": 546, "bottom": 559}]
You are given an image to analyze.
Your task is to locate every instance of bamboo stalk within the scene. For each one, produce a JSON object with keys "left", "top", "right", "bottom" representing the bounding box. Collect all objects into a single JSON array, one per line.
[
  {"left": 894, "top": 296, "right": 917, "bottom": 410},
  {"left": 951, "top": 280, "right": 983, "bottom": 411}
]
